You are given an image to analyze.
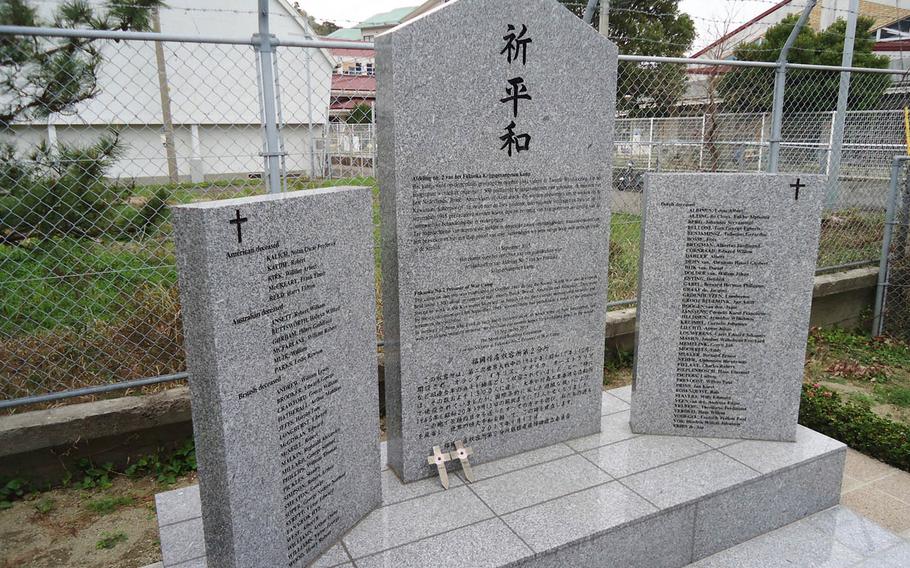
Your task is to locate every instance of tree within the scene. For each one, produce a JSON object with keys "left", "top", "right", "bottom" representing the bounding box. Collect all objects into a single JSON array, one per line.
[
  {"left": 718, "top": 15, "right": 891, "bottom": 113},
  {"left": 559, "top": 0, "right": 696, "bottom": 116},
  {"left": 292, "top": 3, "right": 340, "bottom": 37},
  {"left": 1, "top": 0, "right": 164, "bottom": 126},
  {"left": 346, "top": 103, "right": 372, "bottom": 124},
  {"left": 0, "top": 0, "right": 163, "bottom": 243}
]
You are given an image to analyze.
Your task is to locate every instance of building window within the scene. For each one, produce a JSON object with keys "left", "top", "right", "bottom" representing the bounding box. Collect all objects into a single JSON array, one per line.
[{"left": 366, "top": 63, "right": 374, "bottom": 76}]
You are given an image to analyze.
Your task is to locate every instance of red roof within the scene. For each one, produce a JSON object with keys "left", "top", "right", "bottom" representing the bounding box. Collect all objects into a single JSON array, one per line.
[
  {"left": 691, "top": 0, "right": 795, "bottom": 59},
  {"left": 330, "top": 47, "right": 376, "bottom": 58},
  {"left": 874, "top": 40, "right": 910, "bottom": 51},
  {"left": 332, "top": 75, "right": 377, "bottom": 92}
]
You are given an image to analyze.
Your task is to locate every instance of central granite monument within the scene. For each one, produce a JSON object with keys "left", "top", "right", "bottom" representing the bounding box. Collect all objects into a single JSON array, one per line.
[{"left": 377, "top": 0, "right": 618, "bottom": 481}]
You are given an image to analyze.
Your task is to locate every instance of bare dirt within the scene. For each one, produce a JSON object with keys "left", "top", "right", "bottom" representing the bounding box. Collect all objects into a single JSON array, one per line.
[{"left": 0, "top": 473, "right": 196, "bottom": 568}]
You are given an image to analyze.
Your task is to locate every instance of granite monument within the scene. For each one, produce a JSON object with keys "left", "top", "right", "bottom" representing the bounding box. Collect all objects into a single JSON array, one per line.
[
  {"left": 171, "top": 187, "right": 381, "bottom": 567},
  {"left": 377, "top": 0, "right": 618, "bottom": 482},
  {"left": 631, "top": 173, "right": 825, "bottom": 441}
]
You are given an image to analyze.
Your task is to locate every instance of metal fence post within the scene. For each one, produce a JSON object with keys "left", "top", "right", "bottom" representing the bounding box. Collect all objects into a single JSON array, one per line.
[
  {"left": 256, "top": 0, "right": 282, "bottom": 194},
  {"left": 874, "top": 156, "right": 910, "bottom": 335},
  {"left": 826, "top": 0, "right": 860, "bottom": 208},
  {"left": 768, "top": 0, "right": 817, "bottom": 173}
]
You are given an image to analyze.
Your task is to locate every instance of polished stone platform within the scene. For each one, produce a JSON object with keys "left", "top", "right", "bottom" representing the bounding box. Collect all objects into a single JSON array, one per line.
[{"left": 156, "top": 387, "right": 852, "bottom": 568}]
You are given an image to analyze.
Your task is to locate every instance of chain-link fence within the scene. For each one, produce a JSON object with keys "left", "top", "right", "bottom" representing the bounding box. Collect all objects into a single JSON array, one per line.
[
  {"left": 874, "top": 157, "right": 910, "bottom": 340},
  {"left": 0, "top": 22, "right": 907, "bottom": 409}
]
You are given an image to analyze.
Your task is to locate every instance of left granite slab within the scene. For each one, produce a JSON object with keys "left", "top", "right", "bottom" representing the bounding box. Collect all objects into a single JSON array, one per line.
[{"left": 170, "top": 187, "right": 381, "bottom": 568}]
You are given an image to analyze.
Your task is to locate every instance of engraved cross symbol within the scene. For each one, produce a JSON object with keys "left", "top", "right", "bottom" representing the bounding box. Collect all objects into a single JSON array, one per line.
[
  {"left": 229, "top": 209, "right": 248, "bottom": 244},
  {"left": 453, "top": 440, "right": 476, "bottom": 483},
  {"left": 790, "top": 178, "right": 805, "bottom": 201},
  {"left": 427, "top": 446, "right": 452, "bottom": 489}
]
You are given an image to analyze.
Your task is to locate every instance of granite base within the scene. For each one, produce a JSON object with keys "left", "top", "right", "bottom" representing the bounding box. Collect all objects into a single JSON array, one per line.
[{"left": 156, "top": 387, "right": 850, "bottom": 568}]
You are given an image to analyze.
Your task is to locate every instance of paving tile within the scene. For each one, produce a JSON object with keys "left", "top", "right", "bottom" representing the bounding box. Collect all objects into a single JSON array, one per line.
[
  {"left": 805, "top": 505, "right": 902, "bottom": 557},
  {"left": 459, "top": 443, "right": 574, "bottom": 482},
  {"left": 581, "top": 435, "right": 710, "bottom": 478},
  {"left": 470, "top": 454, "right": 612, "bottom": 515},
  {"left": 566, "top": 410, "right": 636, "bottom": 452},
  {"left": 159, "top": 517, "right": 205, "bottom": 567},
  {"left": 842, "top": 486, "right": 910, "bottom": 535},
  {"left": 380, "top": 467, "right": 462, "bottom": 506},
  {"left": 601, "top": 391, "right": 630, "bottom": 415},
  {"left": 718, "top": 426, "right": 844, "bottom": 474},
  {"left": 853, "top": 541, "right": 910, "bottom": 567},
  {"left": 354, "top": 519, "right": 531, "bottom": 568},
  {"left": 155, "top": 485, "right": 201, "bottom": 527},
  {"left": 688, "top": 516, "right": 863, "bottom": 568},
  {"left": 841, "top": 474, "right": 864, "bottom": 493},
  {"left": 697, "top": 437, "right": 740, "bottom": 449},
  {"left": 844, "top": 449, "right": 896, "bottom": 483},
  {"left": 871, "top": 471, "right": 910, "bottom": 506},
  {"left": 502, "top": 481, "right": 658, "bottom": 551},
  {"left": 312, "top": 544, "right": 351, "bottom": 568},
  {"left": 622, "top": 451, "right": 758, "bottom": 509},
  {"left": 607, "top": 385, "right": 632, "bottom": 403},
  {"left": 342, "top": 485, "right": 493, "bottom": 559},
  {"left": 692, "top": 451, "right": 844, "bottom": 559},
  {"left": 171, "top": 559, "right": 206, "bottom": 568}
]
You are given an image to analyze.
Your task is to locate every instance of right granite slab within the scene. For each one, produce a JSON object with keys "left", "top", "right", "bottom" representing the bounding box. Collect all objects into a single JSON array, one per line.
[{"left": 631, "top": 173, "right": 825, "bottom": 441}]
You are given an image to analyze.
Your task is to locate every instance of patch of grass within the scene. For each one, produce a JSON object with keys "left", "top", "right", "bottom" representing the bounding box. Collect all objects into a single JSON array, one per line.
[
  {"left": 874, "top": 384, "right": 910, "bottom": 407},
  {"left": 86, "top": 496, "right": 134, "bottom": 515},
  {"left": 124, "top": 439, "right": 196, "bottom": 485},
  {"left": 1, "top": 478, "right": 30, "bottom": 509},
  {"left": 95, "top": 531, "right": 128, "bottom": 550},
  {"left": 34, "top": 497, "right": 55, "bottom": 514}
]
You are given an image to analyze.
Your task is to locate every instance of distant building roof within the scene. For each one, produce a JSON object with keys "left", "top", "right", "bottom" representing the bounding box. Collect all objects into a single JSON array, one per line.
[
  {"left": 359, "top": 6, "right": 417, "bottom": 28},
  {"left": 331, "top": 75, "right": 377, "bottom": 93},
  {"left": 329, "top": 44, "right": 376, "bottom": 58},
  {"left": 327, "top": 27, "right": 363, "bottom": 40}
]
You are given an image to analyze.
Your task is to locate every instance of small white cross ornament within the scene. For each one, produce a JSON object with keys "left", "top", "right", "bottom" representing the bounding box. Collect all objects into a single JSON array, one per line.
[
  {"left": 427, "top": 446, "right": 453, "bottom": 489},
  {"left": 453, "top": 440, "right": 475, "bottom": 483}
]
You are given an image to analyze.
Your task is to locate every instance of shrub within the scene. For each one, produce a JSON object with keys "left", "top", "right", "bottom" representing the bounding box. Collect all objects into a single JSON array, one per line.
[
  {"left": 800, "top": 383, "right": 910, "bottom": 472},
  {"left": 0, "top": 133, "right": 128, "bottom": 243}
]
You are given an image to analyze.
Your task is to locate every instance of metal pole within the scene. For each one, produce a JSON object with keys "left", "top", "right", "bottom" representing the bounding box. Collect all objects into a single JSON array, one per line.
[
  {"left": 582, "top": 0, "right": 599, "bottom": 24},
  {"left": 758, "top": 113, "right": 766, "bottom": 171},
  {"left": 257, "top": 0, "right": 282, "bottom": 194},
  {"left": 598, "top": 0, "right": 609, "bottom": 36},
  {"left": 305, "top": 49, "right": 316, "bottom": 181},
  {"left": 647, "top": 117, "right": 654, "bottom": 170},
  {"left": 873, "top": 156, "right": 910, "bottom": 335},
  {"left": 152, "top": 8, "right": 179, "bottom": 184},
  {"left": 768, "top": 0, "right": 817, "bottom": 172},
  {"left": 826, "top": 0, "right": 860, "bottom": 208},
  {"left": 699, "top": 114, "right": 706, "bottom": 170}
]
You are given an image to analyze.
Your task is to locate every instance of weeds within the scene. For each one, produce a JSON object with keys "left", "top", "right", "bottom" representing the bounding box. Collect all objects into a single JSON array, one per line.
[{"left": 95, "top": 531, "right": 128, "bottom": 550}]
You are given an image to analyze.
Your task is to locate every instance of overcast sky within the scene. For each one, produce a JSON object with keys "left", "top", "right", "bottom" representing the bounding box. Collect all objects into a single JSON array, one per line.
[{"left": 296, "top": 0, "right": 776, "bottom": 53}]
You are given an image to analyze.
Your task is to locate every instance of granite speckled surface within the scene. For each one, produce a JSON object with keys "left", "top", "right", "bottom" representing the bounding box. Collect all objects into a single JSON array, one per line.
[
  {"left": 377, "top": 0, "right": 618, "bottom": 482},
  {"left": 156, "top": 393, "right": 853, "bottom": 568},
  {"left": 631, "top": 173, "right": 826, "bottom": 441},
  {"left": 170, "top": 187, "right": 380, "bottom": 567}
]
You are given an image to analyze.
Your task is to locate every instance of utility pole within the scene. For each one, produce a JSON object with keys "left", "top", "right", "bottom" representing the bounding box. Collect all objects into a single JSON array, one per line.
[
  {"left": 826, "top": 0, "right": 860, "bottom": 208},
  {"left": 598, "top": 0, "right": 609, "bottom": 37},
  {"left": 152, "top": 7, "right": 179, "bottom": 184}
]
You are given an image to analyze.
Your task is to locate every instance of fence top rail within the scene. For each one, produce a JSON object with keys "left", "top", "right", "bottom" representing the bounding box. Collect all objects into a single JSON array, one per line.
[
  {"left": 0, "top": 24, "right": 375, "bottom": 49},
  {"left": 1, "top": 25, "right": 908, "bottom": 76}
]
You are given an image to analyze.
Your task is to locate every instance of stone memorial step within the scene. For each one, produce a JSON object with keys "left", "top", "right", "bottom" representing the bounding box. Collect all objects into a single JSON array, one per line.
[
  {"left": 171, "top": 187, "right": 381, "bottom": 568},
  {"left": 155, "top": 389, "right": 848, "bottom": 568}
]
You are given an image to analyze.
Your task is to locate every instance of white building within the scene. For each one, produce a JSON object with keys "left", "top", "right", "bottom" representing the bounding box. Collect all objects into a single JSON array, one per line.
[{"left": 10, "top": 0, "right": 335, "bottom": 182}]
